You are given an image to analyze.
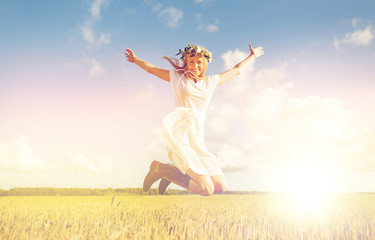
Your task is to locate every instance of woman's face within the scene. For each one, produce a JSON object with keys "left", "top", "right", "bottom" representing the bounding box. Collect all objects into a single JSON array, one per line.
[{"left": 186, "top": 53, "right": 206, "bottom": 77}]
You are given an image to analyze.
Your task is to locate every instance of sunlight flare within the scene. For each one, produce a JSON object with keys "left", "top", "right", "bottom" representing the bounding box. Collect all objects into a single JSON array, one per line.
[{"left": 283, "top": 162, "right": 338, "bottom": 212}]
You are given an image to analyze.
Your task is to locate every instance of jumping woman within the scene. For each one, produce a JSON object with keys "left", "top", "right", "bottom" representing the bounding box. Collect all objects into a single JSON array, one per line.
[{"left": 125, "top": 43, "right": 264, "bottom": 196}]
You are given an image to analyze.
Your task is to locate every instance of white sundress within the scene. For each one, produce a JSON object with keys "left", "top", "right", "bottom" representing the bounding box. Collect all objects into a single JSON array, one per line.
[{"left": 161, "top": 70, "right": 223, "bottom": 176}]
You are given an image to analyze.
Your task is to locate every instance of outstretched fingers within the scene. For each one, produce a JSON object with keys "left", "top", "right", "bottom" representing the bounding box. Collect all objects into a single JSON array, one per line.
[
  {"left": 125, "top": 48, "right": 135, "bottom": 63},
  {"left": 249, "top": 44, "right": 264, "bottom": 58},
  {"left": 254, "top": 47, "right": 264, "bottom": 57}
]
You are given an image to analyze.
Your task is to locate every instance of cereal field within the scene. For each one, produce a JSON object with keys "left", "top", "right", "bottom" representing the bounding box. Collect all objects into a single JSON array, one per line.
[{"left": 1, "top": 194, "right": 374, "bottom": 239}]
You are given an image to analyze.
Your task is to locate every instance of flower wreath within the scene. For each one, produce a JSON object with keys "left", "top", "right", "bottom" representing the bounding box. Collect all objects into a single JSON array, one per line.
[{"left": 176, "top": 44, "right": 214, "bottom": 63}]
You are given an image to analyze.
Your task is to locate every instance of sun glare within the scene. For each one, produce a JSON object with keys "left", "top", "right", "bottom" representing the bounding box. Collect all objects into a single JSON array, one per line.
[{"left": 283, "top": 163, "right": 337, "bottom": 213}]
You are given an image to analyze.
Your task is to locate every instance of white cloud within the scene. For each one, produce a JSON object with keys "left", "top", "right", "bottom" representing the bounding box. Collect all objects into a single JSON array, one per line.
[
  {"left": 62, "top": 152, "right": 113, "bottom": 174},
  {"left": 81, "top": 22, "right": 95, "bottom": 46},
  {"left": 81, "top": 0, "right": 111, "bottom": 49},
  {"left": 158, "top": 7, "right": 183, "bottom": 28},
  {"left": 205, "top": 48, "right": 375, "bottom": 174},
  {"left": 85, "top": 57, "right": 105, "bottom": 77},
  {"left": 194, "top": 0, "right": 215, "bottom": 5},
  {"left": 152, "top": 3, "right": 163, "bottom": 12},
  {"left": 206, "top": 24, "right": 219, "bottom": 32},
  {"left": 148, "top": 3, "right": 183, "bottom": 28},
  {"left": 342, "top": 27, "right": 373, "bottom": 45},
  {"left": 98, "top": 33, "right": 111, "bottom": 45},
  {"left": 0, "top": 136, "right": 44, "bottom": 172},
  {"left": 334, "top": 23, "right": 374, "bottom": 49},
  {"left": 221, "top": 48, "right": 251, "bottom": 70},
  {"left": 90, "top": 0, "right": 108, "bottom": 20},
  {"left": 0, "top": 137, "right": 114, "bottom": 174},
  {"left": 219, "top": 48, "right": 256, "bottom": 97},
  {"left": 196, "top": 13, "right": 219, "bottom": 33},
  {"left": 80, "top": 22, "right": 111, "bottom": 49},
  {"left": 351, "top": 18, "right": 360, "bottom": 28},
  {"left": 333, "top": 36, "right": 341, "bottom": 50},
  {"left": 79, "top": 0, "right": 111, "bottom": 76}
]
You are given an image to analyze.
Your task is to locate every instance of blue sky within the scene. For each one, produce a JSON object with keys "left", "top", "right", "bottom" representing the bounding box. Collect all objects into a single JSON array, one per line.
[{"left": 1, "top": 0, "right": 375, "bottom": 192}]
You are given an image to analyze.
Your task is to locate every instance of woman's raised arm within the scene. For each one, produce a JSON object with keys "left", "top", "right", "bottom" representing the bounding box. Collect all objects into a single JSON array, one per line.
[
  {"left": 218, "top": 44, "right": 264, "bottom": 86},
  {"left": 125, "top": 48, "right": 170, "bottom": 82}
]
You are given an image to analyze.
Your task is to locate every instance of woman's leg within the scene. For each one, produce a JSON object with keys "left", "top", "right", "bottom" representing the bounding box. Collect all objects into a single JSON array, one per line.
[
  {"left": 144, "top": 161, "right": 190, "bottom": 192},
  {"left": 159, "top": 170, "right": 227, "bottom": 195},
  {"left": 185, "top": 172, "right": 227, "bottom": 195},
  {"left": 210, "top": 175, "right": 227, "bottom": 193},
  {"left": 159, "top": 179, "right": 171, "bottom": 195},
  {"left": 185, "top": 169, "right": 215, "bottom": 196},
  {"left": 144, "top": 161, "right": 218, "bottom": 196}
]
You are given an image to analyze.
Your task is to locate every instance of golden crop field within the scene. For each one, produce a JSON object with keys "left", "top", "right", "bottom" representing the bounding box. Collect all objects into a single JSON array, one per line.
[{"left": 1, "top": 194, "right": 374, "bottom": 239}]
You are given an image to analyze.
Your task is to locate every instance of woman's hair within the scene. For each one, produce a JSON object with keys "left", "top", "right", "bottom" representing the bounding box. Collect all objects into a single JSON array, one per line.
[
  {"left": 162, "top": 56, "right": 186, "bottom": 70},
  {"left": 163, "top": 54, "right": 208, "bottom": 81}
]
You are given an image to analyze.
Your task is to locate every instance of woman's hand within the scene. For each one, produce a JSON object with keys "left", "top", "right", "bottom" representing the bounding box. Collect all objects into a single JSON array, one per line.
[
  {"left": 124, "top": 48, "right": 170, "bottom": 82},
  {"left": 218, "top": 43, "right": 264, "bottom": 85},
  {"left": 249, "top": 44, "right": 264, "bottom": 58},
  {"left": 125, "top": 48, "right": 136, "bottom": 63}
]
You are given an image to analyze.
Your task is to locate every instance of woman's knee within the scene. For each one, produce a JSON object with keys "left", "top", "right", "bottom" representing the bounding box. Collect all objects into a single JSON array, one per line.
[
  {"left": 212, "top": 176, "right": 227, "bottom": 193},
  {"left": 214, "top": 182, "right": 227, "bottom": 193},
  {"left": 199, "top": 182, "right": 215, "bottom": 196},
  {"left": 186, "top": 169, "right": 215, "bottom": 196}
]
